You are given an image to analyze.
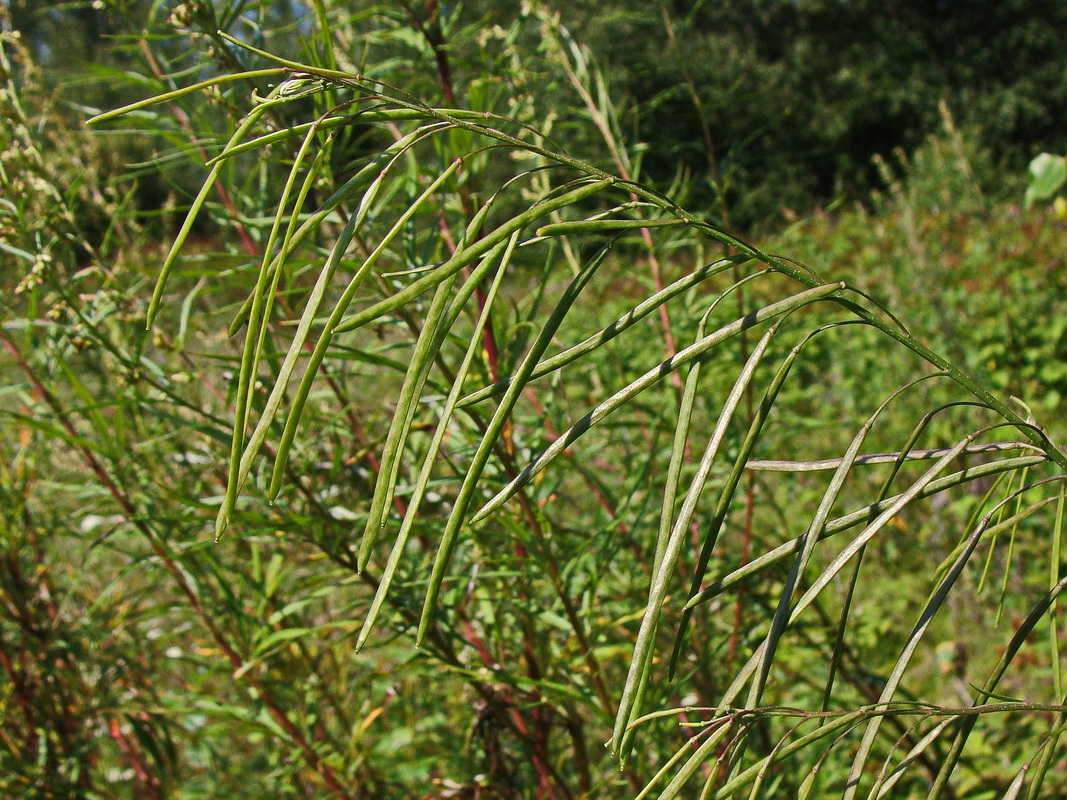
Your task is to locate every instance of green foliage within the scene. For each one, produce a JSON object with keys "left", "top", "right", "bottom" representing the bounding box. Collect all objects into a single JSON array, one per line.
[
  {"left": 1025, "top": 153, "right": 1067, "bottom": 209},
  {"left": 781, "top": 119, "right": 1067, "bottom": 414},
  {"left": 17, "top": 0, "right": 1067, "bottom": 233},
  {"left": 566, "top": 0, "right": 1067, "bottom": 228},
  {"left": 4, "top": 3, "right": 1067, "bottom": 799}
]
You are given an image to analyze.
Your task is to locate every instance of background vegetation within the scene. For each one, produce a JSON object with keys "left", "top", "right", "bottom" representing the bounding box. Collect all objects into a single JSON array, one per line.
[{"left": 3, "top": 1, "right": 1067, "bottom": 798}]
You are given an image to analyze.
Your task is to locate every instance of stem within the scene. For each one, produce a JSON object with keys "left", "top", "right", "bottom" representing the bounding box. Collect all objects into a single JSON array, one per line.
[{"left": 0, "top": 328, "right": 354, "bottom": 799}]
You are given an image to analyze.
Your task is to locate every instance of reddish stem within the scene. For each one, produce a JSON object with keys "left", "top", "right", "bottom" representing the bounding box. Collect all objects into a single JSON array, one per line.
[{"left": 0, "top": 328, "right": 353, "bottom": 799}]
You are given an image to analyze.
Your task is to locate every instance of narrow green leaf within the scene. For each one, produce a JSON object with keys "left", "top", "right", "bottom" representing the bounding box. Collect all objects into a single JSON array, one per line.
[
  {"left": 669, "top": 321, "right": 868, "bottom": 678},
  {"left": 745, "top": 375, "right": 890, "bottom": 708},
  {"left": 474, "top": 283, "right": 844, "bottom": 525},
  {"left": 146, "top": 100, "right": 275, "bottom": 329},
  {"left": 535, "top": 217, "right": 687, "bottom": 236},
  {"left": 708, "top": 712, "right": 864, "bottom": 800},
  {"left": 226, "top": 123, "right": 450, "bottom": 336},
  {"left": 355, "top": 234, "right": 517, "bottom": 651},
  {"left": 870, "top": 718, "right": 954, "bottom": 799},
  {"left": 686, "top": 456, "right": 1046, "bottom": 610},
  {"left": 842, "top": 442, "right": 1047, "bottom": 800},
  {"left": 85, "top": 68, "right": 286, "bottom": 124},
  {"left": 334, "top": 179, "right": 614, "bottom": 334},
  {"left": 456, "top": 255, "right": 751, "bottom": 408},
  {"left": 358, "top": 273, "right": 458, "bottom": 568},
  {"left": 652, "top": 719, "right": 738, "bottom": 800},
  {"left": 214, "top": 202, "right": 362, "bottom": 539},
  {"left": 926, "top": 482, "right": 1067, "bottom": 799},
  {"left": 416, "top": 237, "right": 616, "bottom": 645},
  {"left": 223, "top": 123, "right": 326, "bottom": 531},
  {"left": 264, "top": 159, "right": 464, "bottom": 504},
  {"left": 614, "top": 326, "right": 777, "bottom": 757}
]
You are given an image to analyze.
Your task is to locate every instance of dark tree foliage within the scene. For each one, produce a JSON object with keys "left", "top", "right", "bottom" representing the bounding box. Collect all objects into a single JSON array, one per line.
[
  {"left": 563, "top": 0, "right": 1067, "bottom": 228},
  {"left": 11, "top": 0, "right": 1067, "bottom": 230}
]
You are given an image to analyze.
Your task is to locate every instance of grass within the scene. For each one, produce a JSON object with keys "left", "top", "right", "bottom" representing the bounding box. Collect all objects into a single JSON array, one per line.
[{"left": 3, "top": 5, "right": 1067, "bottom": 799}]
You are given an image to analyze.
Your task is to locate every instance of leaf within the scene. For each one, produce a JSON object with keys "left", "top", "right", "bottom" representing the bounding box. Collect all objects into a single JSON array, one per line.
[{"left": 1024, "top": 153, "right": 1067, "bottom": 208}]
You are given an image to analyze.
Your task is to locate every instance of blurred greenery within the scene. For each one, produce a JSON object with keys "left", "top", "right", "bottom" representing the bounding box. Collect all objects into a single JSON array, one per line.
[
  {"left": 566, "top": 0, "right": 1067, "bottom": 228},
  {"left": 10, "top": 0, "right": 1067, "bottom": 233},
  {"left": 3, "top": 1, "right": 1067, "bottom": 798}
]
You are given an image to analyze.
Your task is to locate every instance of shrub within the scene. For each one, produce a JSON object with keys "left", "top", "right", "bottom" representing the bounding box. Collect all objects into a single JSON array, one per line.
[{"left": 5, "top": 4, "right": 1067, "bottom": 798}]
